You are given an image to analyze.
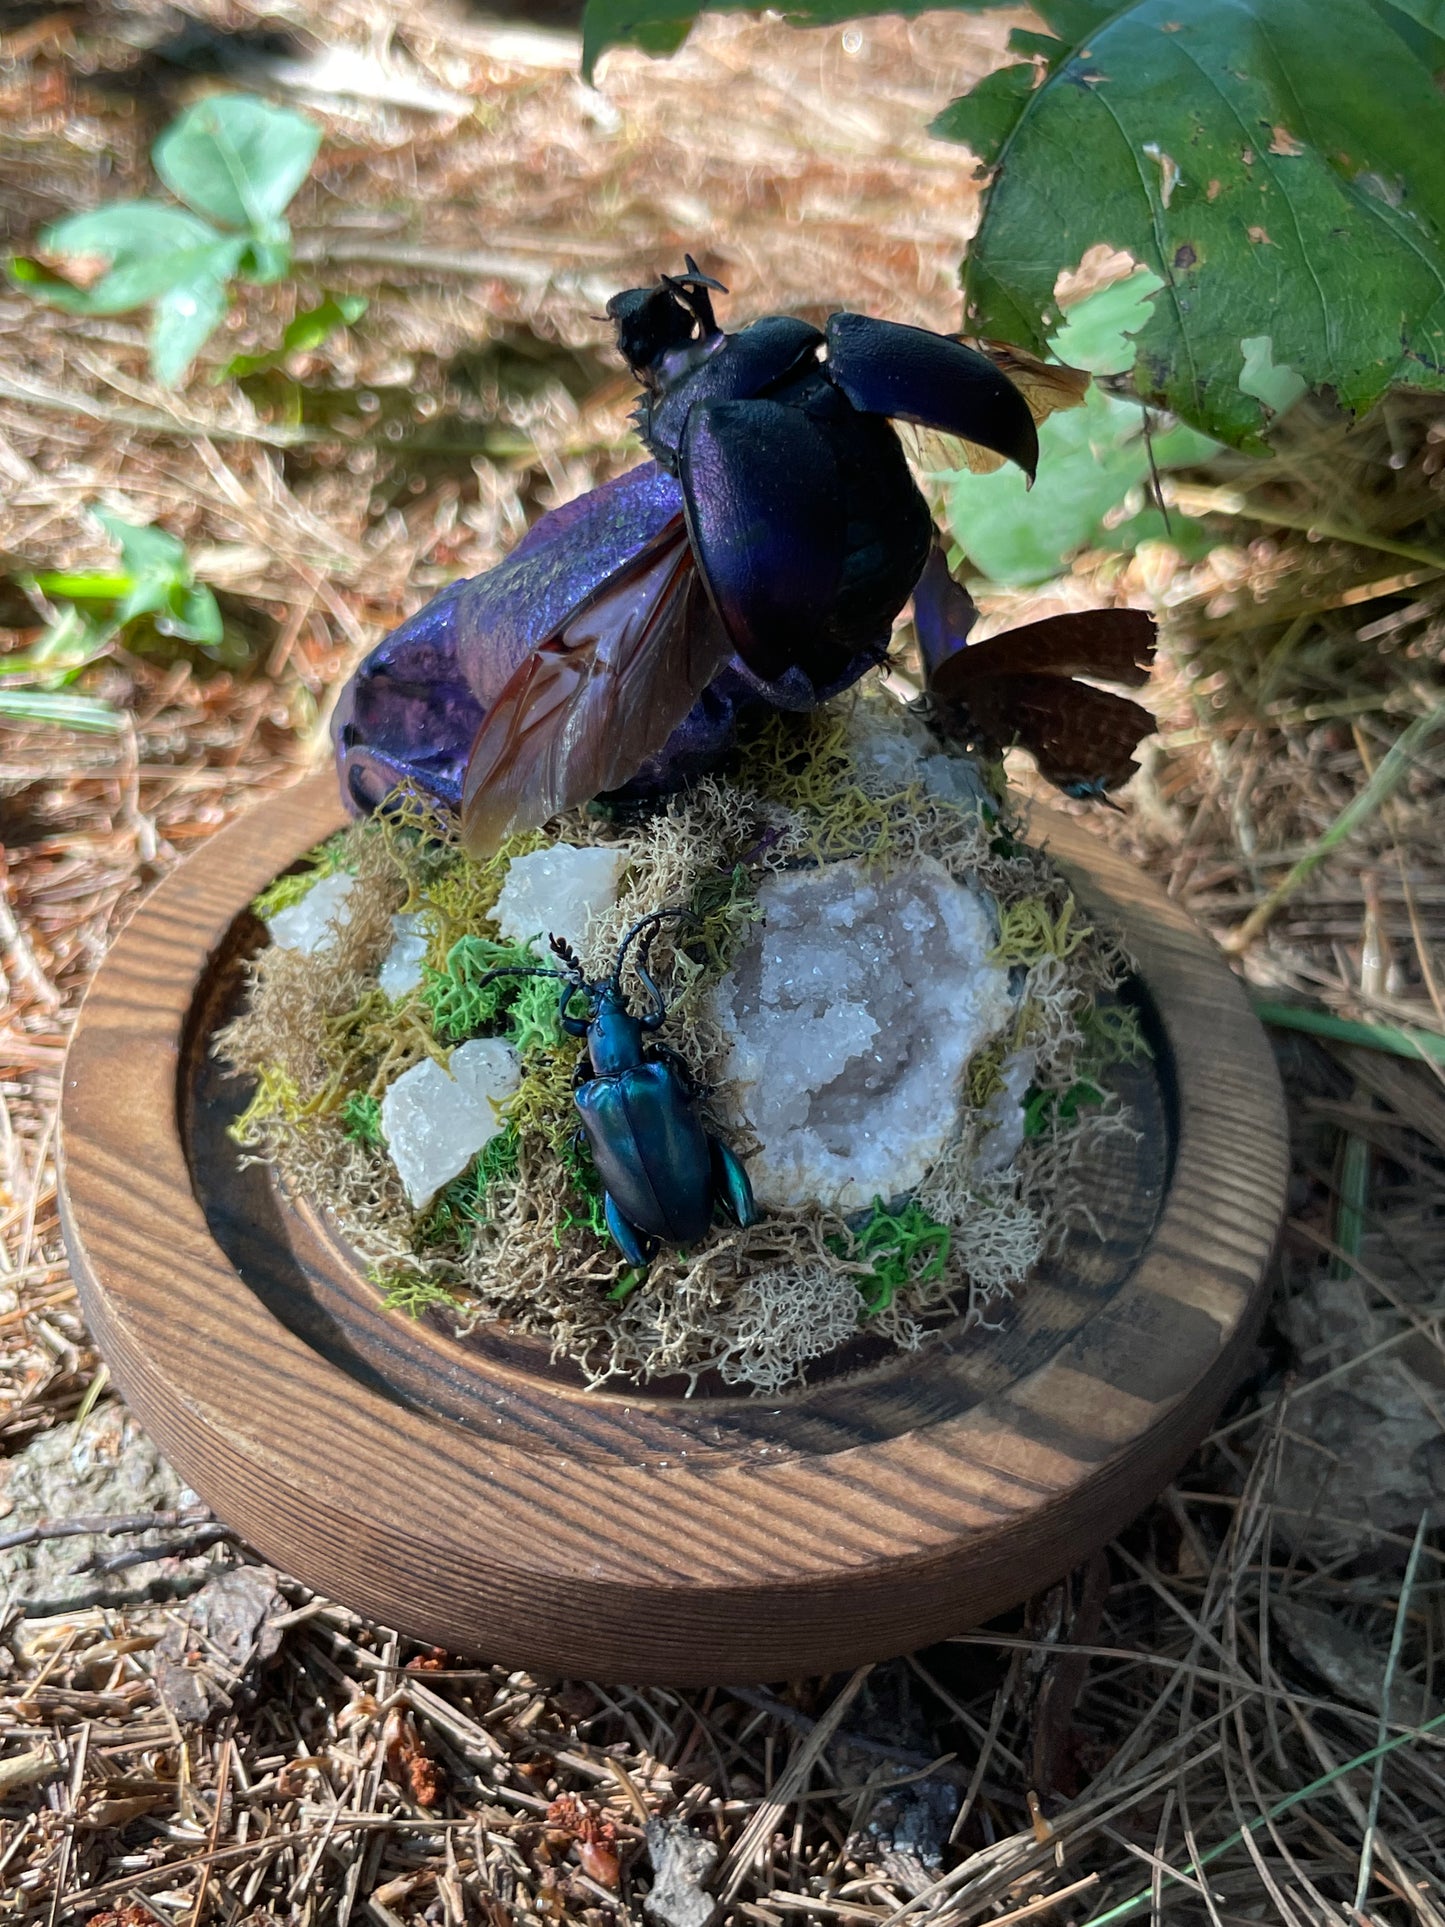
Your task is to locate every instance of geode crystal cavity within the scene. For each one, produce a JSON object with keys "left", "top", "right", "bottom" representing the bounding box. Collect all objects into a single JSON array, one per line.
[{"left": 709, "top": 857, "right": 1011, "bottom": 1212}]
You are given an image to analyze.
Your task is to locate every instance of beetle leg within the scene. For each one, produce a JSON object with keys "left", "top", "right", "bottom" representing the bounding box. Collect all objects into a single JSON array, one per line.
[
  {"left": 709, "top": 1137, "right": 760, "bottom": 1228},
  {"left": 604, "top": 1192, "right": 655, "bottom": 1267}
]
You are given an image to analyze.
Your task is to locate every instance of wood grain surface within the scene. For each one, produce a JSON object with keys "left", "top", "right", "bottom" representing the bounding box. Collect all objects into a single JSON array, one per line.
[{"left": 59, "top": 771, "right": 1288, "bottom": 1683}]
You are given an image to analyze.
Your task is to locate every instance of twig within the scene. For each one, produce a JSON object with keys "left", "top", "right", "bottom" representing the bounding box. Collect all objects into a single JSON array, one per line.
[
  {"left": 1169, "top": 483, "right": 1445, "bottom": 573},
  {"left": 71, "top": 1522, "right": 232, "bottom": 1575},
  {"left": 0, "top": 1506, "right": 214, "bottom": 1553},
  {"left": 189, "top": 1730, "right": 233, "bottom": 1927},
  {"left": 0, "top": 372, "right": 324, "bottom": 447},
  {"left": 1079, "top": 1709, "right": 1445, "bottom": 1926}
]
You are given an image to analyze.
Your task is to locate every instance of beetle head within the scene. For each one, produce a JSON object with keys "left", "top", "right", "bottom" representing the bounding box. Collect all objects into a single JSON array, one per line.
[{"left": 607, "top": 257, "right": 727, "bottom": 391}]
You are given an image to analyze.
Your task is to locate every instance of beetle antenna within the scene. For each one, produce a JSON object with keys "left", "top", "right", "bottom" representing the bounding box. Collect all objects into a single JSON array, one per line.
[
  {"left": 610, "top": 907, "right": 692, "bottom": 993},
  {"left": 548, "top": 934, "right": 585, "bottom": 978}
]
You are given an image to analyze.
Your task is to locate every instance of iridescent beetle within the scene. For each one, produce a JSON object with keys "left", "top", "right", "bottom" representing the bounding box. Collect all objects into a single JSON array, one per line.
[
  {"left": 333, "top": 259, "right": 1042, "bottom": 848},
  {"left": 476, "top": 910, "right": 757, "bottom": 1265}
]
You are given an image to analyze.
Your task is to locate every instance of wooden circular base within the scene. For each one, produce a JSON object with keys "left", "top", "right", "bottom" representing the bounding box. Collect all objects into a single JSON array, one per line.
[{"left": 59, "top": 772, "right": 1286, "bottom": 1684}]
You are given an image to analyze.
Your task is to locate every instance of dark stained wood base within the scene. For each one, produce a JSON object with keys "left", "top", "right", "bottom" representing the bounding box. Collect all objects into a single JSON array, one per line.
[{"left": 58, "top": 772, "right": 1287, "bottom": 1684}]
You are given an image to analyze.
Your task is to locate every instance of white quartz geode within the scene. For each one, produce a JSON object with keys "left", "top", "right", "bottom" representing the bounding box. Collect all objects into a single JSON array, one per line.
[
  {"left": 492, "top": 843, "right": 628, "bottom": 956},
  {"left": 381, "top": 1037, "right": 520, "bottom": 1210},
  {"left": 708, "top": 857, "right": 1012, "bottom": 1212}
]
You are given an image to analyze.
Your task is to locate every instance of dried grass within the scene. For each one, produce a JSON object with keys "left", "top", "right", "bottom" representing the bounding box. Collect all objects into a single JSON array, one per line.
[{"left": 1, "top": 3, "right": 1443, "bottom": 1922}]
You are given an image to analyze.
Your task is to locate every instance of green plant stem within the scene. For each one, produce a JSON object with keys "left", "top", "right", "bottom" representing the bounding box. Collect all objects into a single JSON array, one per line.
[
  {"left": 1250, "top": 998, "right": 1445, "bottom": 1067},
  {"left": 1082, "top": 1707, "right": 1445, "bottom": 1925},
  {"left": 1170, "top": 484, "right": 1445, "bottom": 573},
  {"left": 1225, "top": 703, "right": 1445, "bottom": 951}
]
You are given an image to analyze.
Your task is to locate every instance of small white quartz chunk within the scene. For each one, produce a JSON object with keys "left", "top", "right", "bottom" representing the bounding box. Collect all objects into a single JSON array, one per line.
[
  {"left": 378, "top": 912, "right": 428, "bottom": 998},
  {"left": 492, "top": 843, "right": 628, "bottom": 956},
  {"left": 381, "top": 1037, "right": 520, "bottom": 1211},
  {"left": 709, "top": 857, "right": 1012, "bottom": 1213},
  {"left": 971, "top": 1047, "right": 1036, "bottom": 1181},
  {"left": 265, "top": 870, "right": 356, "bottom": 956}
]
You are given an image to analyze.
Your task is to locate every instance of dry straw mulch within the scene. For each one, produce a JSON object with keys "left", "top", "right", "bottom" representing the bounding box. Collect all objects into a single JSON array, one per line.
[{"left": 2, "top": 3, "right": 1444, "bottom": 1922}]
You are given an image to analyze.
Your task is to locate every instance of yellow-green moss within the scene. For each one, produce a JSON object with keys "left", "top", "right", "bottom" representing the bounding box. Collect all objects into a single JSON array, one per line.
[
  {"left": 966, "top": 1036, "right": 1009, "bottom": 1107},
  {"left": 989, "top": 891, "right": 1092, "bottom": 967},
  {"left": 739, "top": 708, "right": 924, "bottom": 864}
]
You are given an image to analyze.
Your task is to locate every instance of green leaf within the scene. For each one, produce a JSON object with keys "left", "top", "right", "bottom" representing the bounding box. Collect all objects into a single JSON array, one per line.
[
  {"left": 580, "top": 0, "right": 998, "bottom": 82},
  {"left": 1379, "top": 0, "right": 1445, "bottom": 34},
  {"left": 149, "top": 272, "right": 231, "bottom": 384},
  {"left": 929, "top": 63, "right": 1037, "bottom": 168},
  {"left": 241, "top": 236, "right": 292, "bottom": 286},
  {"left": 92, "top": 505, "right": 188, "bottom": 581},
  {"left": 947, "top": 0, "right": 1445, "bottom": 447},
  {"left": 0, "top": 690, "right": 120, "bottom": 732},
  {"left": 25, "top": 204, "right": 239, "bottom": 315},
  {"left": 90, "top": 505, "right": 221, "bottom": 640},
  {"left": 1007, "top": 28, "right": 1072, "bottom": 61},
  {"left": 1030, "top": 0, "right": 1117, "bottom": 37},
  {"left": 171, "top": 583, "right": 224, "bottom": 646},
  {"left": 225, "top": 293, "right": 368, "bottom": 377},
  {"left": 153, "top": 94, "right": 320, "bottom": 232},
  {"left": 0, "top": 604, "right": 114, "bottom": 684},
  {"left": 945, "top": 379, "right": 1217, "bottom": 584}
]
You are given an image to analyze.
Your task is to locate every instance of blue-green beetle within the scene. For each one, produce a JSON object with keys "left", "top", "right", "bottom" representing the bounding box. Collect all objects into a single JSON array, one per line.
[{"left": 479, "top": 910, "right": 758, "bottom": 1266}]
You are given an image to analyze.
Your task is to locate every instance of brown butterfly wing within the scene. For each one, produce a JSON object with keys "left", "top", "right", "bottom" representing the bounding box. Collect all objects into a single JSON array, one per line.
[
  {"left": 930, "top": 608, "right": 1156, "bottom": 704},
  {"left": 460, "top": 523, "right": 731, "bottom": 854},
  {"left": 961, "top": 673, "right": 1155, "bottom": 794}
]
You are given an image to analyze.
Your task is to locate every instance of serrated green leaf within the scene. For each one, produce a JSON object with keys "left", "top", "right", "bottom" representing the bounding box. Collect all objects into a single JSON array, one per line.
[
  {"left": 929, "top": 63, "right": 1037, "bottom": 167},
  {"left": 149, "top": 272, "right": 231, "bottom": 384},
  {"left": 948, "top": 0, "right": 1445, "bottom": 447},
  {"left": 153, "top": 94, "right": 320, "bottom": 231}
]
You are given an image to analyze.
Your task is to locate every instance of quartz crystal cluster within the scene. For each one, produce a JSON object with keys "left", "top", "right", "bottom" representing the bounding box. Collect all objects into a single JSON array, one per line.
[{"left": 708, "top": 857, "right": 1013, "bottom": 1212}]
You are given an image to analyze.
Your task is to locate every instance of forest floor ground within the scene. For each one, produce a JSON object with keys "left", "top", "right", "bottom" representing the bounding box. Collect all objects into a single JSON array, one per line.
[{"left": 0, "top": 4, "right": 1443, "bottom": 1922}]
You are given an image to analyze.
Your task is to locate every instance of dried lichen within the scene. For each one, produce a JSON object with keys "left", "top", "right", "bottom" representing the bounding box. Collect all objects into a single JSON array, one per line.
[{"left": 218, "top": 684, "right": 1143, "bottom": 1393}]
